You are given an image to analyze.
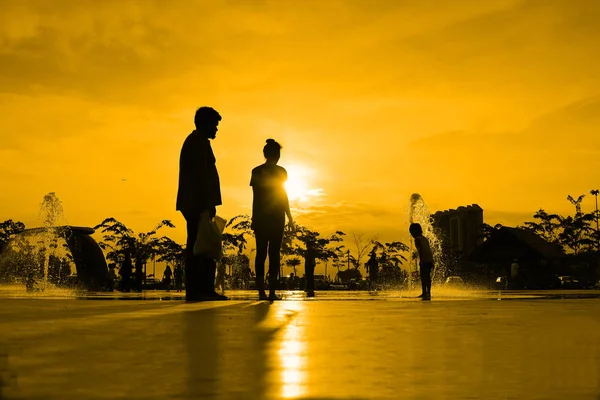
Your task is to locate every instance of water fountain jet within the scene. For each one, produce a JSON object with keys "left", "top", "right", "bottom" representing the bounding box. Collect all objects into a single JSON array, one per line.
[{"left": 408, "top": 194, "right": 446, "bottom": 288}]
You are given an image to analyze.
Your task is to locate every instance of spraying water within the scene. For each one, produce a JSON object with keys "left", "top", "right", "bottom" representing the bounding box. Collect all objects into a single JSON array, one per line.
[
  {"left": 37, "top": 193, "right": 65, "bottom": 290},
  {"left": 408, "top": 194, "right": 446, "bottom": 285}
]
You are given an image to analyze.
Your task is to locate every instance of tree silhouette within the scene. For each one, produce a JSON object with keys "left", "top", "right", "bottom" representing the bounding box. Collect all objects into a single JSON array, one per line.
[
  {"left": 480, "top": 223, "right": 504, "bottom": 241},
  {"left": 330, "top": 246, "right": 347, "bottom": 281},
  {"left": 279, "top": 224, "right": 345, "bottom": 278},
  {"left": 0, "top": 219, "right": 25, "bottom": 253},
  {"left": 286, "top": 257, "right": 301, "bottom": 276},
  {"left": 222, "top": 215, "right": 253, "bottom": 255},
  {"left": 154, "top": 236, "right": 184, "bottom": 268},
  {"left": 371, "top": 240, "right": 410, "bottom": 286},
  {"left": 522, "top": 209, "right": 562, "bottom": 245},
  {"left": 521, "top": 192, "right": 597, "bottom": 254},
  {"left": 93, "top": 218, "right": 175, "bottom": 271},
  {"left": 558, "top": 195, "right": 596, "bottom": 254},
  {"left": 350, "top": 232, "right": 379, "bottom": 271},
  {"left": 220, "top": 215, "right": 253, "bottom": 279}
]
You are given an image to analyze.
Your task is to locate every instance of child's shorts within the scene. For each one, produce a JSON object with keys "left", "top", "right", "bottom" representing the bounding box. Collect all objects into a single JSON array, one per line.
[{"left": 420, "top": 262, "right": 434, "bottom": 276}]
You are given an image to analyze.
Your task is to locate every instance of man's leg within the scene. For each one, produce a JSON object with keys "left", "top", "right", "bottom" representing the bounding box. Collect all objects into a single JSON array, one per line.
[
  {"left": 200, "top": 256, "right": 216, "bottom": 295},
  {"left": 183, "top": 211, "right": 201, "bottom": 301}
]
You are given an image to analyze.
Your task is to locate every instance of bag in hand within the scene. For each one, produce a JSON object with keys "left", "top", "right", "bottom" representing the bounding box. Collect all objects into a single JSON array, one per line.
[{"left": 193, "top": 211, "right": 227, "bottom": 260}]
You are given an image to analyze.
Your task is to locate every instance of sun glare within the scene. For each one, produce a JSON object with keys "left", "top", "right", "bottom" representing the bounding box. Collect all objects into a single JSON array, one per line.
[{"left": 284, "top": 165, "right": 311, "bottom": 202}]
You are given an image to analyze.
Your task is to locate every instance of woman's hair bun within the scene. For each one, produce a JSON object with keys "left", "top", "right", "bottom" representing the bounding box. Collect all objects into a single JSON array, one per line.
[{"left": 266, "top": 138, "right": 275, "bottom": 144}]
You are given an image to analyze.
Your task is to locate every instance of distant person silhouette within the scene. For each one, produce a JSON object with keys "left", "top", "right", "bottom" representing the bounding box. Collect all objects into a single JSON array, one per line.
[
  {"left": 134, "top": 258, "right": 144, "bottom": 292},
  {"left": 174, "top": 263, "right": 184, "bottom": 292},
  {"left": 304, "top": 239, "right": 316, "bottom": 297},
  {"left": 409, "top": 223, "right": 434, "bottom": 299},
  {"left": 250, "top": 139, "right": 294, "bottom": 300},
  {"left": 163, "top": 265, "right": 173, "bottom": 291},
  {"left": 176, "top": 106, "right": 227, "bottom": 301},
  {"left": 107, "top": 263, "right": 116, "bottom": 291},
  {"left": 215, "top": 260, "right": 226, "bottom": 294},
  {"left": 120, "top": 251, "right": 133, "bottom": 293},
  {"left": 511, "top": 259, "right": 520, "bottom": 281},
  {"left": 367, "top": 248, "right": 379, "bottom": 290}
]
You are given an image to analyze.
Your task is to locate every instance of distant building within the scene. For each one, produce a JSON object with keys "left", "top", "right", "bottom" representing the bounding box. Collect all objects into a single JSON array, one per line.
[
  {"left": 469, "top": 226, "right": 565, "bottom": 289},
  {"left": 470, "top": 227, "right": 564, "bottom": 264},
  {"left": 432, "top": 204, "right": 484, "bottom": 255}
]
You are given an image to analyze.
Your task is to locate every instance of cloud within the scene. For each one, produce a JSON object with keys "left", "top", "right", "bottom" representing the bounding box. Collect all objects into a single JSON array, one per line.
[
  {"left": 410, "top": 96, "right": 600, "bottom": 154},
  {"left": 2, "top": 0, "right": 599, "bottom": 241},
  {"left": 483, "top": 209, "right": 536, "bottom": 227},
  {"left": 0, "top": 0, "right": 290, "bottom": 105},
  {"left": 295, "top": 200, "right": 400, "bottom": 233},
  {"left": 407, "top": 96, "right": 600, "bottom": 212},
  {"left": 397, "top": 0, "right": 600, "bottom": 88}
]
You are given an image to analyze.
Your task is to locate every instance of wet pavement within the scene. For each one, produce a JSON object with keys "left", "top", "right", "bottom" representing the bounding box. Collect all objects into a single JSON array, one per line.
[{"left": 1, "top": 288, "right": 599, "bottom": 399}]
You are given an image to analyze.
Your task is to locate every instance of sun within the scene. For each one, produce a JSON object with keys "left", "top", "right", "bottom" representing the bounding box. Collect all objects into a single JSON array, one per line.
[
  {"left": 285, "top": 165, "right": 311, "bottom": 202},
  {"left": 285, "top": 165, "right": 314, "bottom": 202}
]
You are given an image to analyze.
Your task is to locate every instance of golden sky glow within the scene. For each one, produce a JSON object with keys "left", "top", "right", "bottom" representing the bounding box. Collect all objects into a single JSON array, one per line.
[{"left": 1, "top": 0, "right": 599, "bottom": 248}]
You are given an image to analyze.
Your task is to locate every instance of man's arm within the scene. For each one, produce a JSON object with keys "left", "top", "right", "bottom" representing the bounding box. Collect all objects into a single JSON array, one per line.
[{"left": 182, "top": 137, "right": 211, "bottom": 213}]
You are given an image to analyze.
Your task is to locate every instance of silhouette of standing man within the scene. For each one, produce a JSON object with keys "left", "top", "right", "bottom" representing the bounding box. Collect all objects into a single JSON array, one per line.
[{"left": 177, "top": 107, "right": 227, "bottom": 301}]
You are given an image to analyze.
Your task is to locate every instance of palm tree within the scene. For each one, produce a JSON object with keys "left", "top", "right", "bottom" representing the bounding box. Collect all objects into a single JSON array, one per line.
[
  {"left": 521, "top": 193, "right": 598, "bottom": 255},
  {"left": 286, "top": 257, "right": 301, "bottom": 276},
  {"left": 284, "top": 224, "right": 345, "bottom": 274},
  {"left": 154, "top": 237, "right": 184, "bottom": 271},
  {"left": 221, "top": 215, "right": 253, "bottom": 278},
  {"left": 558, "top": 195, "right": 596, "bottom": 254},
  {"left": 94, "top": 218, "right": 175, "bottom": 287},
  {"left": 372, "top": 240, "right": 410, "bottom": 286}
]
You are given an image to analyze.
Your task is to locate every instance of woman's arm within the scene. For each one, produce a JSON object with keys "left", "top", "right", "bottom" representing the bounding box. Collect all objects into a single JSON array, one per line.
[
  {"left": 285, "top": 198, "right": 293, "bottom": 226},
  {"left": 282, "top": 168, "right": 293, "bottom": 225}
]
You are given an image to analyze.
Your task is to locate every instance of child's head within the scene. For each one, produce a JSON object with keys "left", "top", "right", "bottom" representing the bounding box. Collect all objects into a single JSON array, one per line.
[{"left": 409, "top": 223, "right": 423, "bottom": 238}]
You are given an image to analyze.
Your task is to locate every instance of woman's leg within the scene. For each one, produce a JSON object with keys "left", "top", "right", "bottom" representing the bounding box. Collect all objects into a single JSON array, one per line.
[
  {"left": 255, "top": 230, "right": 268, "bottom": 296},
  {"left": 267, "top": 225, "right": 285, "bottom": 296}
]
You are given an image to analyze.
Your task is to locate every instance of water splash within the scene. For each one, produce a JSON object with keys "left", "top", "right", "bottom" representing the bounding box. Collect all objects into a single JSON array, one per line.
[
  {"left": 39, "top": 193, "right": 64, "bottom": 289},
  {"left": 408, "top": 194, "right": 446, "bottom": 284}
]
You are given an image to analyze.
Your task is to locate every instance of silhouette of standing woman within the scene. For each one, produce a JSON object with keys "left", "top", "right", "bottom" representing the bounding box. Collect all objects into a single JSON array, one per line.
[{"left": 250, "top": 139, "right": 293, "bottom": 300}]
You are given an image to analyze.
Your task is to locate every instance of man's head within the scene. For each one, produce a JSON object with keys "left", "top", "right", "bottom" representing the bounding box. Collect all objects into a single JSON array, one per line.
[
  {"left": 409, "top": 223, "right": 423, "bottom": 238},
  {"left": 194, "top": 106, "right": 222, "bottom": 139}
]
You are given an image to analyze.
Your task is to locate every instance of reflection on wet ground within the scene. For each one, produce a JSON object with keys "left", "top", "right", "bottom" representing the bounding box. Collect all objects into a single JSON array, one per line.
[
  {"left": 3, "top": 284, "right": 600, "bottom": 301},
  {"left": 0, "top": 289, "right": 599, "bottom": 399}
]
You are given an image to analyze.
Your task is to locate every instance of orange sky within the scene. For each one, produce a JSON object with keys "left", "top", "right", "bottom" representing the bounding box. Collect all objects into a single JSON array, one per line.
[{"left": 1, "top": 0, "right": 599, "bottom": 272}]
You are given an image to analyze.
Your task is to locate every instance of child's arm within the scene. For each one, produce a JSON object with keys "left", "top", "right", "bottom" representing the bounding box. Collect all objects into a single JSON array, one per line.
[{"left": 414, "top": 238, "right": 423, "bottom": 260}]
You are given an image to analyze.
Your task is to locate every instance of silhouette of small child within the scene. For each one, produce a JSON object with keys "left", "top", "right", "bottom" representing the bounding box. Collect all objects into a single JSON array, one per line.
[{"left": 409, "top": 223, "right": 434, "bottom": 299}]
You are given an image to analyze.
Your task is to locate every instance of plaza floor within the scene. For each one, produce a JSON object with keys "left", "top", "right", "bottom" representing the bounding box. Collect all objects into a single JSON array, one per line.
[{"left": 1, "top": 288, "right": 599, "bottom": 399}]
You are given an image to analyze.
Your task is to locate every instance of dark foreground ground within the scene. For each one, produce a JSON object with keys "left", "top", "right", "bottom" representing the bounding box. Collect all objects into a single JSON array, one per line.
[{"left": 0, "top": 288, "right": 599, "bottom": 400}]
